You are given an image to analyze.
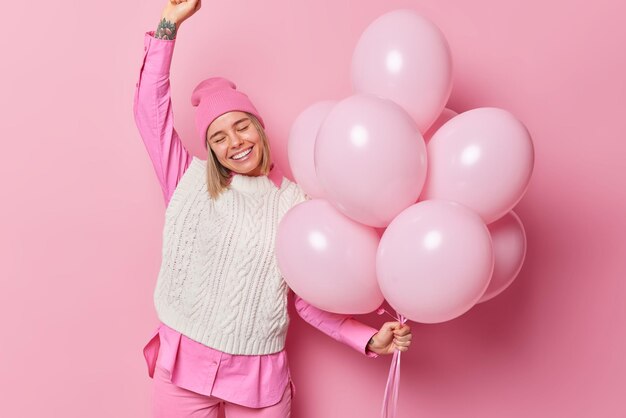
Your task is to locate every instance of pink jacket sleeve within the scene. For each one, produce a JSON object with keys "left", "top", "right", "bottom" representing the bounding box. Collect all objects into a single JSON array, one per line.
[
  {"left": 293, "top": 291, "right": 379, "bottom": 358},
  {"left": 133, "top": 30, "right": 192, "bottom": 206}
]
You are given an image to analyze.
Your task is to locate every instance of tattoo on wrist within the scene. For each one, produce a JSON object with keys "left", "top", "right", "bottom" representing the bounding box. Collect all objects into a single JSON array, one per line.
[{"left": 155, "top": 17, "right": 177, "bottom": 40}]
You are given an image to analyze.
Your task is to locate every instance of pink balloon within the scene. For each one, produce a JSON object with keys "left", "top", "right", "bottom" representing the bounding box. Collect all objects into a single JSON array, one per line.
[
  {"left": 288, "top": 101, "right": 336, "bottom": 199},
  {"left": 420, "top": 107, "right": 535, "bottom": 224},
  {"left": 478, "top": 211, "right": 527, "bottom": 303},
  {"left": 276, "top": 199, "right": 384, "bottom": 314},
  {"left": 351, "top": 9, "right": 453, "bottom": 133},
  {"left": 315, "top": 94, "right": 427, "bottom": 227},
  {"left": 377, "top": 200, "right": 494, "bottom": 323},
  {"left": 423, "top": 108, "right": 457, "bottom": 144}
]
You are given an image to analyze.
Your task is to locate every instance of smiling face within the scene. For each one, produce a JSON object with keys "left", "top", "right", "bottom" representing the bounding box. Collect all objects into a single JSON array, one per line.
[{"left": 206, "top": 111, "right": 264, "bottom": 176}]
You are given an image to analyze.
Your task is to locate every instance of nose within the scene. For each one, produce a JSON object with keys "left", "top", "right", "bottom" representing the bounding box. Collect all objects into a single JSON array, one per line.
[{"left": 230, "top": 132, "right": 244, "bottom": 148}]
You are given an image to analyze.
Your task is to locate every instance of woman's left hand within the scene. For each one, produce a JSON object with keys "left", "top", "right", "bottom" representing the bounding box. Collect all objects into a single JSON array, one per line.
[{"left": 367, "top": 322, "right": 412, "bottom": 355}]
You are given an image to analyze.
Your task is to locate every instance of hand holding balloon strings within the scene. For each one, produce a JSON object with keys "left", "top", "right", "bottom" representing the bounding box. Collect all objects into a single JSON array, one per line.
[{"left": 368, "top": 309, "right": 412, "bottom": 355}]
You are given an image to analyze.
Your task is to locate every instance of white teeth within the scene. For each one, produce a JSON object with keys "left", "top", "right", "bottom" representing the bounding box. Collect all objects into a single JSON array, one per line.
[{"left": 232, "top": 147, "right": 252, "bottom": 160}]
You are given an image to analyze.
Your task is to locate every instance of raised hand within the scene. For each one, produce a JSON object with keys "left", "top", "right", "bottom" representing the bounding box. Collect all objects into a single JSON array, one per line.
[{"left": 156, "top": 0, "right": 202, "bottom": 40}]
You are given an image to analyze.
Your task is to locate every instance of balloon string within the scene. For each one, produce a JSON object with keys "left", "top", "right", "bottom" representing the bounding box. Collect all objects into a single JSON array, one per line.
[{"left": 377, "top": 308, "right": 407, "bottom": 418}]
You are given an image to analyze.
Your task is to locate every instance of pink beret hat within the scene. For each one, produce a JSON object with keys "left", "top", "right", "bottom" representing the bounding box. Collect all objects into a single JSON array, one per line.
[{"left": 191, "top": 77, "right": 265, "bottom": 149}]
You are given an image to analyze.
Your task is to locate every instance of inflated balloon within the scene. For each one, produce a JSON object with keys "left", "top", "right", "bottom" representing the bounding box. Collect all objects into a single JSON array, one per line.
[
  {"left": 315, "top": 94, "right": 427, "bottom": 227},
  {"left": 288, "top": 101, "right": 336, "bottom": 199},
  {"left": 377, "top": 199, "right": 494, "bottom": 323},
  {"left": 351, "top": 9, "right": 453, "bottom": 133},
  {"left": 276, "top": 199, "right": 384, "bottom": 314},
  {"left": 478, "top": 211, "right": 527, "bottom": 303},
  {"left": 420, "top": 107, "right": 535, "bottom": 224},
  {"left": 423, "top": 108, "right": 457, "bottom": 143}
]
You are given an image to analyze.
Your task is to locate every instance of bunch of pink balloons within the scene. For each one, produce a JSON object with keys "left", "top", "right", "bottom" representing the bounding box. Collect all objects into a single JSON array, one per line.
[{"left": 277, "top": 9, "right": 534, "bottom": 323}]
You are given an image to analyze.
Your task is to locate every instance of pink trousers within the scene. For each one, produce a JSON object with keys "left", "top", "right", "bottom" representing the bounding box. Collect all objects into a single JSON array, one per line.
[{"left": 152, "top": 366, "right": 292, "bottom": 418}]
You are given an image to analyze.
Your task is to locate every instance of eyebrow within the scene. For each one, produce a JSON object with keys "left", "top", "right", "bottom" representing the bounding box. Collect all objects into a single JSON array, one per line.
[{"left": 209, "top": 117, "right": 251, "bottom": 141}]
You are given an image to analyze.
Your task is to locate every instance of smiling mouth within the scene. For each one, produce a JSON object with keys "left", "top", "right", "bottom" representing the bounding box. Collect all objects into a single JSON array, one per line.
[{"left": 231, "top": 146, "right": 253, "bottom": 160}]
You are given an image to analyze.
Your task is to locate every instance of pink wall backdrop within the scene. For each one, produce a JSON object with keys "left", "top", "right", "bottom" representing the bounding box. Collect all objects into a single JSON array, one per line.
[{"left": 2, "top": 0, "right": 624, "bottom": 416}]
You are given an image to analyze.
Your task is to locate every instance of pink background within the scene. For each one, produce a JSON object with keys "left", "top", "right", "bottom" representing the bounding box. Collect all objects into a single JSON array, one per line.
[{"left": 2, "top": 0, "right": 625, "bottom": 416}]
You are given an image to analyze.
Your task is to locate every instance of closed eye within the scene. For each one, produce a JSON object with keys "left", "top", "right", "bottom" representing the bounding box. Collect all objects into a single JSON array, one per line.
[{"left": 237, "top": 125, "right": 250, "bottom": 132}]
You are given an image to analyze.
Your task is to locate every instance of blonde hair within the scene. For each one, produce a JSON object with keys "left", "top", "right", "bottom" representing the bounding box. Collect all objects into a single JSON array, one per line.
[{"left": 206, "top": 113, "right": 272, "bottom": 199}]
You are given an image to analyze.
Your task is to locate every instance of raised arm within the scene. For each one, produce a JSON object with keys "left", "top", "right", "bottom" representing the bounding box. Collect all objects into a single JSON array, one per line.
[
  {"left": 293, "top": 291, "right": 379, "bottom": 358},
  {"left": 132, "top": 1, "right": 201, "bottom": 205}
]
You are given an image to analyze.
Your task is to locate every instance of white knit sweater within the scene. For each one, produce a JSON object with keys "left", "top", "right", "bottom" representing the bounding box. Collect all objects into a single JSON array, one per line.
[{"left": 153, "top": 157, "right": 306, "bottom": 355}]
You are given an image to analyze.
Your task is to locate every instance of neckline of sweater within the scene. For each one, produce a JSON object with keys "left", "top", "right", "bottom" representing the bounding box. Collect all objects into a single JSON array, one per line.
[{"left": 229, "top": 172, "right": 274, "bottom": 194}]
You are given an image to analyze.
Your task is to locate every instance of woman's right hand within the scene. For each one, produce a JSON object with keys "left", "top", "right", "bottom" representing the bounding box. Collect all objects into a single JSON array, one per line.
[{"left": 161, "top": 0, "right": 201, "bottom": 28}]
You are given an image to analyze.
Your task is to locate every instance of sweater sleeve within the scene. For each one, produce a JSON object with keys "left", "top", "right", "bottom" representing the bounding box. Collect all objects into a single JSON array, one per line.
[
  {"left": 133, "top": 30, "right": 192, "bottom": 206},
  {"left": 293, "top": 292, "right": 379, "bottom": 358}
]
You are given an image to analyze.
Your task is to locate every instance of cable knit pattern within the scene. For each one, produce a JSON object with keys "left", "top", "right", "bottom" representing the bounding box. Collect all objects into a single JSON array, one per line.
[{"left": 154, "top": 156, "right": 305, "bottom": 355}]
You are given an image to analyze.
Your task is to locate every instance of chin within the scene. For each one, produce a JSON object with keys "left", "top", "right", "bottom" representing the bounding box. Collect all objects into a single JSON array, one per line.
[{"left": 229, "top": 162, "right": 262, "bottom": 175}]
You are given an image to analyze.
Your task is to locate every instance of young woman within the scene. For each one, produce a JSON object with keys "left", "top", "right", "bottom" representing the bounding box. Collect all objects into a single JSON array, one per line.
[{"left": 133, "top": 1, "right": 413, "bottom": 416}]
